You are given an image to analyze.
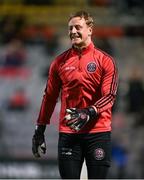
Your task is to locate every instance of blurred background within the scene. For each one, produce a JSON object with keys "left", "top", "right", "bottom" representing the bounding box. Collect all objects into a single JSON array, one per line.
[{"left": 0, "top": 0, "right": 144, "bottom": 179}]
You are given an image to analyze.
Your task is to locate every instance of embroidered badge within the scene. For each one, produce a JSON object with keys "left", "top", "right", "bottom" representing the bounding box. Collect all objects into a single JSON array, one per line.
[
  {"left": 87, "top": 62, "right": 96, "bottom": 72},
  {"left": 94, "top": 148, "right": 105, "bottom": 160}
]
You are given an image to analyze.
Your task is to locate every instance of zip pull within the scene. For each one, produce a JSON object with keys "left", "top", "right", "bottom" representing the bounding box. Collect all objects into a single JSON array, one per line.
[
  {"left": 78, "top": 55, "right": 81, "bottom": 71},
  {"left": 78, "top": 50, "right": 82, "bottom": 59},
  {"left": 79, "top": 54, "right": 82, "bottom": 59}
]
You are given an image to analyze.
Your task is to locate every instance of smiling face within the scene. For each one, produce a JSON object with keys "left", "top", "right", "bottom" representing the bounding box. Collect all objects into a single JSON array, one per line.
[{"left": 68, "top": 17, "right": 92, "bottom": 48}]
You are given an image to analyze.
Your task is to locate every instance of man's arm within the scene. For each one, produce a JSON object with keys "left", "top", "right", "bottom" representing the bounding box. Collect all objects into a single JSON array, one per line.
[
  {"left": 37, "top": 60, "right": 61, "bottom": 125},
  {"left": 32, "top": 59, "right": 61, "bottom": 157},
  {"left": 93, "top": 56, "right": 118, "bottom": 113}
]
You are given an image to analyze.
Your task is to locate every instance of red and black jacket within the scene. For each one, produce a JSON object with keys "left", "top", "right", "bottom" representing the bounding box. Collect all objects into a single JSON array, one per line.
[{"left": 37, "top": 42, "right": 118, "bottom": 133}]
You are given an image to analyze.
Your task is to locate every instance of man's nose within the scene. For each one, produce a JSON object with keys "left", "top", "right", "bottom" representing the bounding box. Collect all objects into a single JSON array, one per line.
[{"left": 71, "top": 27, "right": 77, "bottom": 33}]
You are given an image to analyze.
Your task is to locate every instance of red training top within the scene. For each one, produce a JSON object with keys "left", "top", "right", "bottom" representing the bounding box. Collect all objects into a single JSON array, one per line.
[{"left": 37, "top": 42, "right": 118, "bottom": 133}]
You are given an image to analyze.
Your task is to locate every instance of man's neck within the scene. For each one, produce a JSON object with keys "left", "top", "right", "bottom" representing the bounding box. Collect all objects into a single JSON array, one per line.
[{"left": 73, "top": 41, "right": 92, "bottom": 51}]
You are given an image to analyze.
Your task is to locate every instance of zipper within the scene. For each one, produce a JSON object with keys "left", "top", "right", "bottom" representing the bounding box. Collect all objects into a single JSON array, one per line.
[{"left": 78, "top": 51, "right": 82, "bottom": 72}]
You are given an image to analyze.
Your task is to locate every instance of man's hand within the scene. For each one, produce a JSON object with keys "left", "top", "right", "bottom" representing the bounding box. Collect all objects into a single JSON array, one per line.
[
  {"left": 32, "top": 125, "right": 46, "bottom": 158},
  {"left": 65, "top": 107, "right": 97, "bottom": 132}
]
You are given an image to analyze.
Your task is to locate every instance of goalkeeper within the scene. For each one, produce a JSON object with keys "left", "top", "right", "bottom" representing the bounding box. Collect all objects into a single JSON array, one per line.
[{"left": 32, "top": 10, "right": 118, "bottom": 179}]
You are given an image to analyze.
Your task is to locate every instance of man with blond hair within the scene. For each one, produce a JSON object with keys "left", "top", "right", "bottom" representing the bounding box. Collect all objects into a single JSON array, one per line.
[{"left": 32, "top": 10, "right": 118, "bottom": 179}]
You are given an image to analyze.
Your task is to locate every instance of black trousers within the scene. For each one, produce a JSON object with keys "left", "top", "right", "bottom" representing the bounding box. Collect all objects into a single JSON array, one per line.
[{"left": 58, "top": 132, "right": 111, "bottom": 179}]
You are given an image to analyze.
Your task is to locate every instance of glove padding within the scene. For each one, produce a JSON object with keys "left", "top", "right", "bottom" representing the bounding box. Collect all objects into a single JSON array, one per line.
[
  {"left": 32, "top": 125, "right": 46, "bottom": 158},
  {"left": 65, "top": 107, "right": 97, "bottom": 132}
]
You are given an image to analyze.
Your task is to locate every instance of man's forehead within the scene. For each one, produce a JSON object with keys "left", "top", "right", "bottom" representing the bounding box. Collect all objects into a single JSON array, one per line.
[{"left": 68, "top": 17, "right": 86, "bottom": 26}]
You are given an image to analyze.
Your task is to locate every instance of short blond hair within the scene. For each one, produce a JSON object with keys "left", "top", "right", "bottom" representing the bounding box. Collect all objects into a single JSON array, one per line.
[{"left": 69, "top": 10, "right": 94, "bottom": 28}]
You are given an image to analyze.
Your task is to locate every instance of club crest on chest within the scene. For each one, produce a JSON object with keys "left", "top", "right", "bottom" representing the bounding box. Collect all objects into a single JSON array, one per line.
[{"left": 87, "top": 62, "right": 97, "bottom": 72}]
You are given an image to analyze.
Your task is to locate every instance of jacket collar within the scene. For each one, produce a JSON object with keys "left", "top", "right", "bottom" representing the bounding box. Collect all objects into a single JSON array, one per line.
[{"left": 71, "top": 42, "right": 95, "bottom": 56}]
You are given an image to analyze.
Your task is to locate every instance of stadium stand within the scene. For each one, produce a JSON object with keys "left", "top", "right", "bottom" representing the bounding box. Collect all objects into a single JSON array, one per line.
[{"left": 0, "top": 0, "right": 144, "bottom": 178}]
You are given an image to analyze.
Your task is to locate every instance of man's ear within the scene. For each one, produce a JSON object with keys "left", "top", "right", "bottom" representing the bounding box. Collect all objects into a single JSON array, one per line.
[{"left": 88, "top": 27, "right": 93, "bottom": 36}]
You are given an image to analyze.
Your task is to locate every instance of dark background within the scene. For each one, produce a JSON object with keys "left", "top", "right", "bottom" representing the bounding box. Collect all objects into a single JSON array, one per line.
[{"left": 0, "top": 0, "right": 144, "bottom": 178}]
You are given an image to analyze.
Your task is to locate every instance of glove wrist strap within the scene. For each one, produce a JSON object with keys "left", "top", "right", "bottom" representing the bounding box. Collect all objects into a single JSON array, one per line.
[
  {"left": 35, "top": 125, "right": 46, "bottom": 135},
  {"left": 87, "top": 106, "right": 97, "bottom": 120}
]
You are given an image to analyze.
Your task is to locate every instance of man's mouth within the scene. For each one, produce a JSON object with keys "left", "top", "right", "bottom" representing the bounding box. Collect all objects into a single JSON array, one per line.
[{"left": 70, "top": 34, "right": 81, "bottom": 40}]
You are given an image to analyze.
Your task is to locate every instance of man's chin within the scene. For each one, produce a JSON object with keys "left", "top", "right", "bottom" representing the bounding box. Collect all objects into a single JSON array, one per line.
[
  {"left": 72, "top": 41, "right": 85, "bottom": 48},
  {"left": 72, "top": 40, "right": 81, "bottom": 45}
]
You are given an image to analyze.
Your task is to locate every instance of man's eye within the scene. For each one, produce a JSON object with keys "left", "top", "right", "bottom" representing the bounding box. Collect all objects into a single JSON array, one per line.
[
  {"left": 75, "top": 25, "right": 81, "bottom": 30},
  {"left": 69, "top": 25, "right": 81, "bottom": 31}
]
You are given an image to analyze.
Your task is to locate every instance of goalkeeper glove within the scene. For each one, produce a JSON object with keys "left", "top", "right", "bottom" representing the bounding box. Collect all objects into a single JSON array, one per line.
[
  {"left": 65, "top": 107, "right": 97, "bottom": 132},
  {"left": 32, "top": 125, "right": 46, "bottom": 158}
]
